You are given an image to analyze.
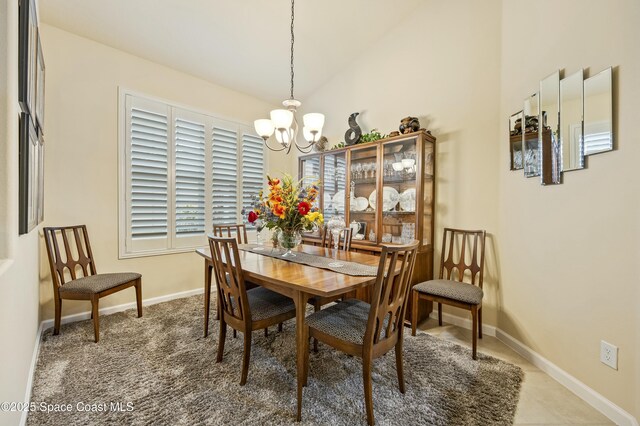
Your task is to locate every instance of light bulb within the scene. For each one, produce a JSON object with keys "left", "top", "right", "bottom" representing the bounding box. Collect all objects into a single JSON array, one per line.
[
  {"left": 254, "top": 119, "right": 275, "bottom": 138},
  {"left": 270, "top": 109, "right": 293, "bottom": 130}
]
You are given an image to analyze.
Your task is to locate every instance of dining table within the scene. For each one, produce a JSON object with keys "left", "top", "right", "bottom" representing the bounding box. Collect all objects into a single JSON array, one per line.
[{"left": 196, "top": 243, "right": 395, "bottom": 421}]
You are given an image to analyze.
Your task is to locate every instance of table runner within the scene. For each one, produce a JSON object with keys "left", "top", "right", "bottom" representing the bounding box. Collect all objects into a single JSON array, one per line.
[{"left": 238, "top": 244, "right": 379, "bottom": 277}]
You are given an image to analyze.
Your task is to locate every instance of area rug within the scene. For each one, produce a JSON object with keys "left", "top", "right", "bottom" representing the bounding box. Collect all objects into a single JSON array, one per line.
[{"left": 28, "top": 295, "right": 523, "bottom": 425}]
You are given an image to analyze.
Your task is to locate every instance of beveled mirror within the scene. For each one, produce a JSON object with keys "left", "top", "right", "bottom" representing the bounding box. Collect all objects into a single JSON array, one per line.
[
  {"left": 560, "top": 70, "right": 584, "bottom": 171},
  {"left": 539, "top": 71, "right": 561, "bottom": 185},
  {"left": 584, "top": 67, "right": 613, "bottom": 155},
  {"left": 523, "top": 93, "right": 540, "bottom": 178},
  {"left": 509, "top": 111, "right": 524, "bottom": 170}
]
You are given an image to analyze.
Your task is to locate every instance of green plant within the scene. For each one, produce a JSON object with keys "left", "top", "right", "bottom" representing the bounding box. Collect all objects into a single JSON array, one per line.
[{"left": 360, "top": 128, "right": 387, "bottom": 143}]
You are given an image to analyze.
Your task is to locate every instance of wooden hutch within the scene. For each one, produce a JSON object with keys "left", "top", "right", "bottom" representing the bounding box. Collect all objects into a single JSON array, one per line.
[{"left": 298, "top": 130, "right": 436, "bottom": 323}]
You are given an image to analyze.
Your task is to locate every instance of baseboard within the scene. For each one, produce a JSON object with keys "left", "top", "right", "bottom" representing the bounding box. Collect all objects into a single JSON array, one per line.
[
  {"left": 40, "top": 287, "right": 204, "bottom": 330},
  {"left": 20, "top": 321, "right": 44, "bottom": 426},
  {"left": 428, "top": 310, "right": 497, "bottom": 337},
  {"left": 495, "top": 329, "right": 638, "bottom": 426}
]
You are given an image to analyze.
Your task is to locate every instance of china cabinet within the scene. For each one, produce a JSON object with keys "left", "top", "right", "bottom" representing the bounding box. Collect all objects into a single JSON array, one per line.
[{"left": 298, "top": 130, "right": 436, "bottom": 323}]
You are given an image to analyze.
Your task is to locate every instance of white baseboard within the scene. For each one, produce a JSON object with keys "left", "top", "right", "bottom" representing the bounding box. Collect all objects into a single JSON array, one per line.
[
  {"left": 495, "top": 329, "right": 638, "bottom": 426},
  {"left": 430, "top": 310, "right": 638, "bottom": 426},
  {"left": 20, "top": 321, "right": 44, "bottom": 426},
  {"left": 428, "top": 310, "right": 497, "bottom": 337},
  {"left": 40, "top": 287, "right": 204, "bottom": 330}
]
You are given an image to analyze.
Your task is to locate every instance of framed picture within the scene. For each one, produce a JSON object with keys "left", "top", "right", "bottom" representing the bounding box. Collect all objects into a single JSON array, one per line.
[
  {"left": 19, "top": 0, "right": 38, "bottom": 118},
  {"left": 35, "top": 31, "right": 45, "bottom": 134},
  {"left": 19, "top": 112, "right": 44, "bottom": 234}
]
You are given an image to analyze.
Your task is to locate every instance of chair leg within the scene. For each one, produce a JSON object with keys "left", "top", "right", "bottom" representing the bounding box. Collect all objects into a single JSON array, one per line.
[
  {"left": 363, "top": 354, "right": 375, "bottom": 425},
  {"left": 411, "top": 290, "right": 418, "bottom": 336},
  {"left": 233, "top": 329, "right": 237, "bottom": 338},
  {"left": 135, "top": 280, "right": 143, "bottom": 318},
  {"left": 91, "top": 297, "right": 100, "bottom": 343},
  {"left": 204, "top": 263, "right": 211, "bottom": 338},
  {"left": 216, "top": 319, "right": 227, "bottom": 363},
  {"left": 478, "top": 306, "right": 483, "bottom": 339},
  {"left": 54, "top": 297, "right": 61, "bottom": 335},
  {"left": 438, "top": 302, "right": 443, "bottom": 326},
  {"left": 395, "top": 337, "right": 405, "bottom": 394},
  {"left": 264, "top": 328, "right": 269, "bottom": 337},
  {"left": 471, "top": 305, "right": 478, "bottom": 360},
  {"left": 278, "top": 322, "right": 283, "bottom": 332},
  {"left": 240, "top": 330, "right": 252, "bottom": 386}
]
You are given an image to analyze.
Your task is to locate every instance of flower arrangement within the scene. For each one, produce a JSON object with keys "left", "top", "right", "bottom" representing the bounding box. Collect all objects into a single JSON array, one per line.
[{"left": 245, "top": 174, "right": 323, "bottom": 253}]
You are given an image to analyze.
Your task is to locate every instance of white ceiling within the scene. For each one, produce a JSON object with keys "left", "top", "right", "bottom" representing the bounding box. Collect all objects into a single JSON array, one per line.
[{"left": 40, "top": 0, "right": 421, "bottom": 104}]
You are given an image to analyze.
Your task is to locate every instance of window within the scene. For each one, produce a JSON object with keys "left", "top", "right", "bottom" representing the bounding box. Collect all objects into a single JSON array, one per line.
[{"left": 119, "top": 91, "right": 265, "bottom": 257}]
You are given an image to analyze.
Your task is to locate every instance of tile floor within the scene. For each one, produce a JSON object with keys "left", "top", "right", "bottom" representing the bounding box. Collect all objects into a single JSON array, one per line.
[{"left": 418, "top": 320, "right": 614, "bottom": 425}]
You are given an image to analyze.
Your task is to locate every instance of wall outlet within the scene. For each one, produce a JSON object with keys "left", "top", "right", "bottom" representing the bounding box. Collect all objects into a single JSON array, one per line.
[{"left": 600, "top": 340, "right": 618, "bottom": 370}]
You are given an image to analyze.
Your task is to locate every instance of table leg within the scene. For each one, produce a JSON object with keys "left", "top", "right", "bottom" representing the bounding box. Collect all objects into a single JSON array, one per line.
[
  {"left": 204, "top": 261, "right": 213, "bottom": 338},
  {"left": 294, "top": 291, "right": 310, "bottom": 422}
]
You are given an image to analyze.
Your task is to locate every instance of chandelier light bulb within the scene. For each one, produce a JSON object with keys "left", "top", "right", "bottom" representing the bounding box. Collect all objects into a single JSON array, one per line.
[
  {"left": 303, "top": 113, "right": 325, "bottom": 133},
  {"left": 270, "top": 109, "right": 294, "bottom": 131},
  {"left": 254, "top": 119, "right": 275, "bottom": 139},
  {"left": 303, "top": 126, "right": 321, "bottom": 143}
]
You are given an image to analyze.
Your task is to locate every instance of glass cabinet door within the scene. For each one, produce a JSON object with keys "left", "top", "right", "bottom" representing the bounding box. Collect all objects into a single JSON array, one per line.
[
  {"left": 381, "top": 137, "right": 419, "bottom": 245},
  {"left": 299, "top": 155, "right": 321, "bottom": 210},
  {"left": 422, "top": 137, "right": 435, "bottom": 247},
  {"left": 322, "top": 152, "right": 346, "bottom": 223},
  {"left": 348, "top": 145, "right": 379, "bottom": 244}
]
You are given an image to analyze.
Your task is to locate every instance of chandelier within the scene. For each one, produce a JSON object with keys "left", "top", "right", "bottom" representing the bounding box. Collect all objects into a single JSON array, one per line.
[{"left": 253, "top": 0, "right": 325, "bottom": 154}]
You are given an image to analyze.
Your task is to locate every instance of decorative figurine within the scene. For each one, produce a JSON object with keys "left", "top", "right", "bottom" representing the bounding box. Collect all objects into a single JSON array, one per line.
[
  {"left": 399, "top": 116, "right": 420, "bottom": 134},
  {"left": 313, "top": 136, "right": 328, "bottom": 152},
  {"left": 388, "top": 131, "right": 400, "bottom": 137},
  {"left": 344, "top": 112, "right": 362, "bottom": 146}
]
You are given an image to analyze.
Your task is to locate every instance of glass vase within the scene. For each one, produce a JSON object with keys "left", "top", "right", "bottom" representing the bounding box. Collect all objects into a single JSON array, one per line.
[{"left": 278, "top": 228, "right": 302, "bottom": 257}]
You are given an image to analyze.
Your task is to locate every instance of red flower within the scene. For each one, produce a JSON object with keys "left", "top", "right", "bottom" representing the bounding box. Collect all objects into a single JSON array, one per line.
[
  {"left": 248, "top": 211, "right": 258, "bottom": 223},
  {"left": 297, "top": 201, "right": 311, "bottom": 216}
]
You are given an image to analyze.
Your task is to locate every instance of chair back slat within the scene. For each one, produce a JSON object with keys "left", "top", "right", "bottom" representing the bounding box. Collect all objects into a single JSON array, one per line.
[
  {"left": 208, "top": 236, "right": 250, "bottom": 323},
  {"left": 213, "top": 224, "right": 249, "bottom": 245},
  {"left": 365, "top": 241, "right": 419, "bottom": 346},
  {"left": 439, "top": 228, "right": 486, "bottom": 287},
  {"left": 44, "top": 225, "right": 97, "bottom": 287},
  {"left": 322, "top": 226, "right": 352, "bottom": 251}
]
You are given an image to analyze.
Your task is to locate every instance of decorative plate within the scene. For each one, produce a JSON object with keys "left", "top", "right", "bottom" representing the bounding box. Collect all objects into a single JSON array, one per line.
[
  {"left": 351, "top": 196, "right": 369, "bottom": 212},
  {"left": 332, "top": 190, "right": 345, "bottom": 212},
  {"left": 369, "top": 187, "right": 399, "bottom": 211},
  {"left": 399, "top": 188, "right": 416, "bottom": 212}
]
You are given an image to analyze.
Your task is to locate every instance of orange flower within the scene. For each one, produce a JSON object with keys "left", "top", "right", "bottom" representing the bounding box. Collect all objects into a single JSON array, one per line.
[{"left": 273, "top": 203, "right": 286, "bottom": 219}]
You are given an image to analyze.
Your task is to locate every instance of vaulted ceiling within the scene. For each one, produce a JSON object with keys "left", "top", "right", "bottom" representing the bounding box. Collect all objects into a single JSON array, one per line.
[{"left": 40, "top": 0, "right": 421, "bottom": 104}]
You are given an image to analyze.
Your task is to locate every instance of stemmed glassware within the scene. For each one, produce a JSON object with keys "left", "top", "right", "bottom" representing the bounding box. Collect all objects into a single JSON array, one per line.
[
  {"left": 355, "top": 163, "right": 363, "bottom": 180},
  {"left": 326, "top": 214, "right": 346, "bottom": 267}
]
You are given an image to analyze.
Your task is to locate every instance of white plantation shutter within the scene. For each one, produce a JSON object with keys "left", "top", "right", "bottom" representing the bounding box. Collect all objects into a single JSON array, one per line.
[
  {"left": 120, "top": 92, "right": 267, "bottom": 257},
  {"left": 212, "top": 124, "right": 239, "bottom": 225},
  {"left": 174, "top": 114, "right": 206, "bottom": 238},
  {"left": 241, "top": 132, "right": 264, "bottom": 221},
  {"left": 125, "top": 96, "right": 170, "bottom": 253}
]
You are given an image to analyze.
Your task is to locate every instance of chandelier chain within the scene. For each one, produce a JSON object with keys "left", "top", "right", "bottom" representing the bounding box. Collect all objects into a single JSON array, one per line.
[{"left": 290, "top": 0, "right": 295, "bottom": 99}]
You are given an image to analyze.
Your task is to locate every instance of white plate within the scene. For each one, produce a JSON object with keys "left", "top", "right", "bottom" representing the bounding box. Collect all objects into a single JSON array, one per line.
[
  {"left": 332, "top": 190, "right": 345, "bottom": 212},
  {"left": 351, "top": 196, "right": 369, "bottom": 212},
  {"left": 399, "top": 188, "right": 416, "bottom": 212},
  {"left": 369, "top": 187, "right": 399, "bottom": 211}
]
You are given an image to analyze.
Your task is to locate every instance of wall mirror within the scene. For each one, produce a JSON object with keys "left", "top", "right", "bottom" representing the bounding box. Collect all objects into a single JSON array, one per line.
[
  {"left": 539, "top": 70, "right": 561, "bottom": 185},
  {"left": 523, "top": 93, "right": 540, "bottom": 178},
  {"left": 509, "top": 111, "right": 523, "bottom": 170},
  {"left": 560, "top": 70, "right": 584, "bottom": 171},
  {"left": 584, "top": 67, "right": 613, "bottom": 155}
]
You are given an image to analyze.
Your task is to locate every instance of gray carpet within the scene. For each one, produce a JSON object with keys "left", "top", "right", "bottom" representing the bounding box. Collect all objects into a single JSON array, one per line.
[{"left": 28, "top": 295, "right": 523, "bottom": 425}]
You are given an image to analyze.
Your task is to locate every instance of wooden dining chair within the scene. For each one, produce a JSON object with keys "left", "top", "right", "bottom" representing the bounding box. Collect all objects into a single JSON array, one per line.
[
  {"left": 208, "top": 235, "right": 296, "bottom": 385},
  {"left": 213, "top": 223, "right": 249, "bottom": 244},
  {"left": 43, "top": 225, "right": 142, "bottom": 343},
  {"left": 411, "top": 228, "right": 486, "bottom": 359},
  {"left": 300, "top": 241, "right": 420, "bottom": 425}
]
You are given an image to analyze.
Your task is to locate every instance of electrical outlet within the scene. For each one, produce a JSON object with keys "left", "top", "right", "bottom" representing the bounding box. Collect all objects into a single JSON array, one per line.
[{"left": 600, "top": 340, "right": 618, "bottom": 370}]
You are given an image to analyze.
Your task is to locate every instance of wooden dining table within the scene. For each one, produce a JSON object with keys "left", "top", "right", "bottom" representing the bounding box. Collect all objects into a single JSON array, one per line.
[{"left": 196, "top": 243, "right": 390, "bottom": 421}]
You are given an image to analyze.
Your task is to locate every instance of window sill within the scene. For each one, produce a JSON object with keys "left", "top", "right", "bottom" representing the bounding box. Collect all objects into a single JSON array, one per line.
[{"left": 119, "top": 246, "right": 205, "bottom": 260}]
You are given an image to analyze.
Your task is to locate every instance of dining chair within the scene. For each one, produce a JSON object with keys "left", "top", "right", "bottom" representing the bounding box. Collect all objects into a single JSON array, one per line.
[
  {"left": 311, "top": 226, "right": 353, "bottom": 351},
  {"left": 213, "top": 223, "right": 249, "bottom": 244},
  {"left": 208, "top": 235, "right": 296, "bottom": 385},
  {"left": 300, "top": 241, "right": 420, "bottom": 425},
  {"left": 43, "top": 225, "right": 142, "bottom": 343},
  {"left": 411, "top": 228, "right": 486, "bottom": 359}
]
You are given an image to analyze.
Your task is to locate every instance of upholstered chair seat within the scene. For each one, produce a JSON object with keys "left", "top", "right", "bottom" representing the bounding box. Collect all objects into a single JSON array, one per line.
[
  {"left": 413, "top": 279, "right": 483, "bottom": 305},
  {"left": 58, "top": 273, "right": 142, "bottom": 295}
]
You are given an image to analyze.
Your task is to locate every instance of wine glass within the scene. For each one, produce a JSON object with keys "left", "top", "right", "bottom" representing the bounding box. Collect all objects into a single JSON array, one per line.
[
  {"left": 355, "top": 163, "right": 363, "bottom": 180},
  {"left": 326, "top": 215, "right": 346, "bottom": 267},
  {"left": 363, "top": 163, "right": 371, "bottom": 179}
]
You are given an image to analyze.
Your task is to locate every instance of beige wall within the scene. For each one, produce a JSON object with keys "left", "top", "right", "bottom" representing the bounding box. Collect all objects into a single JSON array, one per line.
[
  {"left": 0, "top": 0, "right": 42, "bottom": 425},
  {"left": 300, "top": 0, "right": 503, "bottom": 327},
  {"left": 39, "top": 24, "right": 293, "bottom": 320},
  {"left": 500, "top": 0, "right": 639, "bottom": 419}
]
